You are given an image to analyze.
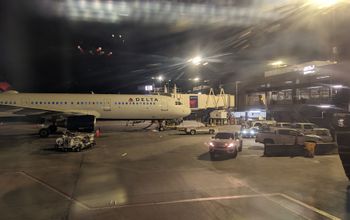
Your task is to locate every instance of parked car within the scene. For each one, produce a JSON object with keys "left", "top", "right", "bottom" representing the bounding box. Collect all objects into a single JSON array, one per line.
[
  {"left": 274, "top": 122, "right": 292, "bottom": 128},
  {"left": 208, "top": 132, "right": 242, "bottom": 160},
  {"left": 255, "top": 128, "right": 326, "bottom": 146},
  {"left": 241, "top": 127, "right": 259, "bottom": 138},
  {"left": 55, "top": 131, "right": 96, "bottom": 152},
  {"left": 249, "top": 120, "right": 276, "bottom": 128},
  {"left": 309, "top": 128, "right": 333, "bottom": 142},
  {"left": 291, "top": 123, "right": 318, "bottom": 134}
]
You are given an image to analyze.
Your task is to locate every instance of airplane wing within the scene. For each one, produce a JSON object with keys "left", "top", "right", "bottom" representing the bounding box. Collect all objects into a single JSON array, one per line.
[{"left": 0, "top": 104, "right": 101, "bottom": 119}]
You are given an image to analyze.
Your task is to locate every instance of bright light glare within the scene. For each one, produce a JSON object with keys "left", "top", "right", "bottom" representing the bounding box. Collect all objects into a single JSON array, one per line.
[
  {"left": 191, "top": 56, "right": 202, "bottom": 65},
  {"left": 332, "top": 85, "right": 343, "bottom": 88},
  {"left": 309, "top": 0, "right": 339, "bottom": 8},
  {"left": 193, "top": 77, "right": 200, "bottom": 81},
  {"left": 316, "top": 75, "right": 330, "bottom": 79},
  {"left": 269, "top": 60, "right": 284, "bottom": 66},
  {"left": 319, "top": 105, "right": 332, "bottom": 108},
  {"left": 157, "top": 76, "right": 163, "bottom": 82}
]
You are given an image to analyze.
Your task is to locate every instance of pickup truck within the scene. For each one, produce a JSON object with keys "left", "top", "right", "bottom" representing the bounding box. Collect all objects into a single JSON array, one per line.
[
  {"left": 255, "top": 128, "right": 326, "bottom": 146},
  {"left": 185, "top": 125, "right": 217, "bottom": 135}
]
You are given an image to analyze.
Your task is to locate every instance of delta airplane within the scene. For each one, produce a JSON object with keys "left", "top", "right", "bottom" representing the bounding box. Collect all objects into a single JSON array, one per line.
[{"left": 0, "top": 90, "right": 191, "bottom": 137}]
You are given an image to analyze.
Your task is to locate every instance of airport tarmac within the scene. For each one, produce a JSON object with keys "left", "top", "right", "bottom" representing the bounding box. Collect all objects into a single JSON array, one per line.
[{"left": 0, "top": 121, "right": 349, "bottom": 220}]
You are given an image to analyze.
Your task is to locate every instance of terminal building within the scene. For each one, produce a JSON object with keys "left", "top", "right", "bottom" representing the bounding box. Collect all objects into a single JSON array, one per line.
[{"left": 236, "top": 60, "right": 350, "bottom": 129}]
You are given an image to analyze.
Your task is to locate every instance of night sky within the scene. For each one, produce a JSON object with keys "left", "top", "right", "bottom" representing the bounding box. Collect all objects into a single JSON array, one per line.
[{"left": 1, "top": 0, "right": 350, "bottom": 93}]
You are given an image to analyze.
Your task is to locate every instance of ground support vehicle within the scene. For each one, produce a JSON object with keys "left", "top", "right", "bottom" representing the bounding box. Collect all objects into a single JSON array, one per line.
[
  {"left": 55, "top": 131, "right": 96, "bottom": 152},
  {"left": 185, "top": 126, "right": 217, "bottom": 135}
]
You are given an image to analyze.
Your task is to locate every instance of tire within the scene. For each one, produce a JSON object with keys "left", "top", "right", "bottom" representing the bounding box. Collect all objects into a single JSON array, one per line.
[
  {"left": 239, "top": 141, "right": 243, "bottom": 152},
  {"left": 159, "top": 127, "right": 165, "bottom": 131},
  {"left": 190, "top": 130, "right": 196, "bottom": 135},
  {"left": 209, "top": 129, "right": 215, "bottom": 134},
  {"left": 39, "top": 128, "right": 50, "bottom": 138},
  {"left": 264, "top": 139, "right": 274, "bottom": 145},
  {"left": 210, "top": 152, "right": 215, "bottom": 160},
  {"left": 231, "top": 149, "right": 238, "bottom": 159},
  {"left": 76, "top": 146, "right": 81, "bottom": 152}
]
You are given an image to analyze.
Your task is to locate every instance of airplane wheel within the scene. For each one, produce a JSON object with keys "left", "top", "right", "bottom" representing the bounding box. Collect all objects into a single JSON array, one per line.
[
  {"left": 159, "top": 127, "right": 165, "bottom": 131},
  {"left": 209, "top": 129, "right": 215, "bottom": 134},
  {"left": 39, "top": 128, "right": 50, "bottom": 138},
  {"left": 190, "top": 130, "right": 196, "bottom": 135}
]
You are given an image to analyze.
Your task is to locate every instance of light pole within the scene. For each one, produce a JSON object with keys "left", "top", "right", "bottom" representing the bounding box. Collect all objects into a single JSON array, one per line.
[{"left": 235, "top": 81, "right": 241, "bottom": 111}]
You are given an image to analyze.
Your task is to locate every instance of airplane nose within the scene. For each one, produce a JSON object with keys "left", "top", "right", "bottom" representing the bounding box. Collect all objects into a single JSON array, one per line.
[{"left": 183, "top": 107, "right": 191, "bottom": 116}]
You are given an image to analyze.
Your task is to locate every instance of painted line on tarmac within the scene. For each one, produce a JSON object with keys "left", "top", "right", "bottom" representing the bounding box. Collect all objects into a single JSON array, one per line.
[
  {"left": 228, "top": 177, "right": 340, "bottom": 220},
  {"left": 16, "top": 171, "right": 90, "bottom": 210},
  {"left": 278, "top": 193, "right": 341, "bottom": 220},
  {"left": 91, "top": 193, "right": 281, "bottom": 210},
  {"left": 14, "top": 171, "right": 342, "bottom": 218}
]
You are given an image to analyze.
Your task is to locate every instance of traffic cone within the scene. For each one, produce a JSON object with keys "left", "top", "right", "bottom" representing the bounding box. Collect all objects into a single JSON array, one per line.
[{"left": 95, "top": 128, "right": 101, "bottom": 137}]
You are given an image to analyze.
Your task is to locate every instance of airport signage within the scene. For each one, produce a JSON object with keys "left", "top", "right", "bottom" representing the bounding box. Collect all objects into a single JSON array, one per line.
[
  {"left": 128, "top": 97, "right": 159, "bottom": 102},
  {"left": 189, "top": 96, "right": 198, "bottom": 108}
]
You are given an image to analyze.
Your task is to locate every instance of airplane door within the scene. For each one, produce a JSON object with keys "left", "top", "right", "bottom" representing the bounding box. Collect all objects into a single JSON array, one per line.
[
  {"left": 21, "top": 97, "right": 30, "bottom": 107},
  {"left": 103, "top": 99, "right": 111, "bottom": 111},
  {"left": 161, "top": 98, "right": 168, "bottom": 111}
]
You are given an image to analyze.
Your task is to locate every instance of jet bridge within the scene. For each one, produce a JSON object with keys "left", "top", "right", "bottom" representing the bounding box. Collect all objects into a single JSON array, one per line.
[{"left": 172, "top": 88, "right": 235, "bottom": 110}]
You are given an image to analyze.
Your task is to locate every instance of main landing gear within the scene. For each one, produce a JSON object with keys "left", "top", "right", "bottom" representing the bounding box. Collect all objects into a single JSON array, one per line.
[{"left": 158, "top": 120, "right": 165, "bottom": 131}]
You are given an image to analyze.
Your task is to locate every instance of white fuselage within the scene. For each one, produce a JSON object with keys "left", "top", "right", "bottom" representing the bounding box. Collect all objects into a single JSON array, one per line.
[{"left": 0, "top": 92, "right": 191, "bottom": 120}]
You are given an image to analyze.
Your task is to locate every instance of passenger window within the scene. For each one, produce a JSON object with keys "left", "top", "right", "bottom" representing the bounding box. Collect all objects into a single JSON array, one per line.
[
  {"left": 279, "top": 130, "right": 290, "bottom": 135},
  {"left": 288, "top": 131, "right": 298, "bottom": 136},
  {"left": 304, "top": 125, "right": 313, "bottom": 129}
]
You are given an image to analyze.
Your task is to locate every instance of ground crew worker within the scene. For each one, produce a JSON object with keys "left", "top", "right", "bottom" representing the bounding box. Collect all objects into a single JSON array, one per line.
[{"left": 304, "top": 141, "right": 316, "bottom": 158}]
